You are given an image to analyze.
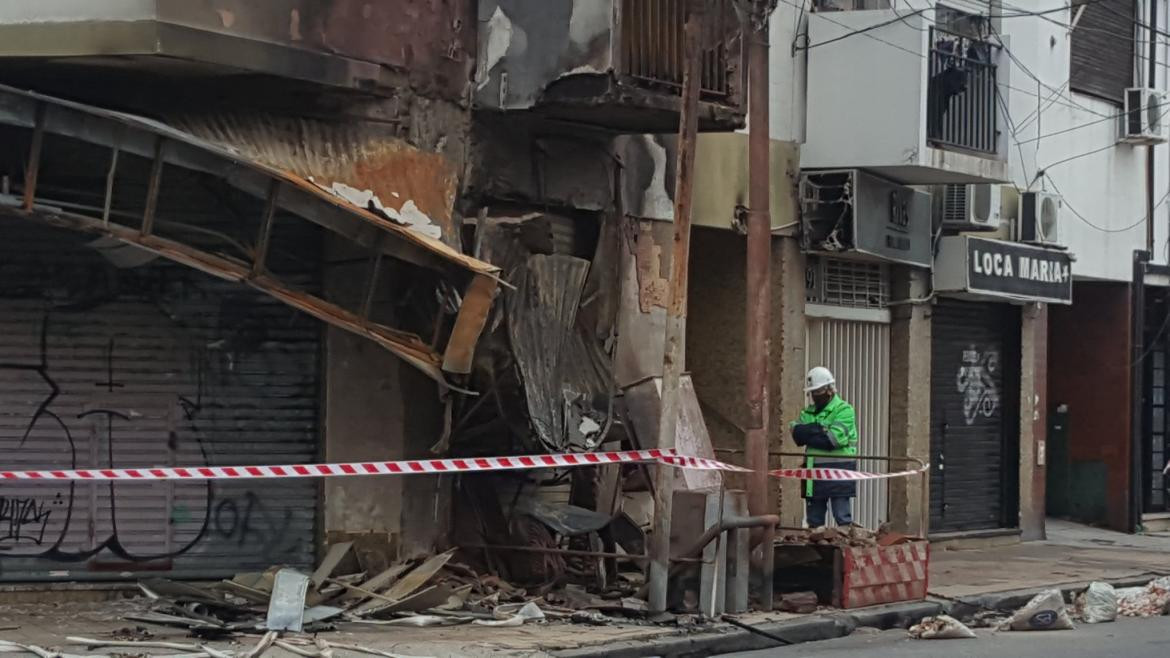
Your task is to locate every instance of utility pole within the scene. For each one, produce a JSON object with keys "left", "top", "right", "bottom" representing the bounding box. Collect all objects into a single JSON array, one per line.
[
  {"left": 648, "top": 0, "right": 706, "bottom": 614},
  {"left": 743, "top": 0, "right": 776, "bottom": 611}
]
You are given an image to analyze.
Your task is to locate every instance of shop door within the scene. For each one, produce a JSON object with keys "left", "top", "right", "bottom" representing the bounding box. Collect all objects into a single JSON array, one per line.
[
  {"left": 930, "top": 299, "right": 1020, "bottom": 533},
  {"left": 806, "top": 316, "right": 891, "bottom": 529},
  {"left": 1142, "top": 289, "right": 1170, "bottom": 513}
]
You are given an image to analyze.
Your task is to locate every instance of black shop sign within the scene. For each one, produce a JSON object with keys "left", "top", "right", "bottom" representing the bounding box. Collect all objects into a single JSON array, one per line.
[{"left": 964, "top": 237, "right": 1072, "bottom": 304}]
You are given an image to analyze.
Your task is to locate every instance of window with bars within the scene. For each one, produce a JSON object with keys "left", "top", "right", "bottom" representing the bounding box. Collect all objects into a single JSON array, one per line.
[{"left": 808, "top": 257, "right": 890, "bottom": 309}]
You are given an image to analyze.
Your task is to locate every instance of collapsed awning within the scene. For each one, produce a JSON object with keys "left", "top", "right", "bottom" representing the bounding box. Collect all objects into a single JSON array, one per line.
[{"left": 0, "top": 84, "right": 499, "bottom": 385}]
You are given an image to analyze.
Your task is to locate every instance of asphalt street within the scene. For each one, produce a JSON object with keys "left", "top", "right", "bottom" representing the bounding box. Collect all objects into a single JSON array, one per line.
[{"left": 721, "top": 616, "right": 1170, "bottom": 657}]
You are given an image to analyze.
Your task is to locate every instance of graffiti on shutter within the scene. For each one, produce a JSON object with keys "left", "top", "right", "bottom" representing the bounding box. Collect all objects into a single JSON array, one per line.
[{"left": 957, "top": 345, "right": 1001, "bottom": 425}]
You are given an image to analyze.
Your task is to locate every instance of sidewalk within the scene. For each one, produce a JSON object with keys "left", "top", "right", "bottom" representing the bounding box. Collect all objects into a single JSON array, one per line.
[
  {"left": 930, "top": 519, "right": 1170, "bottom": 600},
  {"left": 0, "top": 521, "right": 1166, "bottom": 657}
]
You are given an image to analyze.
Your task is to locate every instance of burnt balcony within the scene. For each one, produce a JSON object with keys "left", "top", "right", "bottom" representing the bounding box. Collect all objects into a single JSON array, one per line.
[{"left": 475, "top": 0, "right": 745, "bottom": 133}]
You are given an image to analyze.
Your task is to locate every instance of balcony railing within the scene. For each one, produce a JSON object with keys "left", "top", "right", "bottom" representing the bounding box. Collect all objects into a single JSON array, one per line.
[
  {"left": 927, "top": 27, "right": 999, "bottom": 156},
  {"left": 619, "top": 0, "right": 734, "bottom": 99}
]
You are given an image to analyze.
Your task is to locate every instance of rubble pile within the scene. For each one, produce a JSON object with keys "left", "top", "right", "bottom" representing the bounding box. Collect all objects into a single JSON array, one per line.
[
  {"left": 0, "top": 541, "right": 697, "bottom": 657},
  {"left": 1116, "top": 576, "right": 1170, "bottom": 618}
]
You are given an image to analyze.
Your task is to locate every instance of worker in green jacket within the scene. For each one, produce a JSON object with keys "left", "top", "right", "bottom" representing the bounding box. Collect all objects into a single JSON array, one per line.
[{"left": 790, "top": 366, "right": 859, "bottom": 527}]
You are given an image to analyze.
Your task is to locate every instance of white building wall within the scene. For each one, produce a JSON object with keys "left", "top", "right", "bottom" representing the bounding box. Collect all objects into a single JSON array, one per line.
[{"left": 996, "top": 0, "right": 1170, "bottom": 281}]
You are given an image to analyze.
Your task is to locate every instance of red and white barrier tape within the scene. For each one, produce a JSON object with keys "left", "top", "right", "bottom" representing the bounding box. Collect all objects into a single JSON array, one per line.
[
  {"left": 0, "top": 449, "right": 742, "bottom": 482},
  {"left": 0, "top": 449, "right": 925, "bottom": 483},
  {"left": 768, "top": 465, "right": 929, "bottom": 481}
]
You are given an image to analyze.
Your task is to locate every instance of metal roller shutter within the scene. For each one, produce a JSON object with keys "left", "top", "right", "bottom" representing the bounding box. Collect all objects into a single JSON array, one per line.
[
  {"left": 929, "top": 299, "right": 1020, "bottom": 533},
  {"left": 0, "top": 222, "right": 320, "bottom": 581}
]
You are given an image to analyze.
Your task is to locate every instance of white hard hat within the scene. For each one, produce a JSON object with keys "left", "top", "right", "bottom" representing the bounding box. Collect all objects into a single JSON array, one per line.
[{"left": 804, "top": 366, "right": 835, "bottom": 392}]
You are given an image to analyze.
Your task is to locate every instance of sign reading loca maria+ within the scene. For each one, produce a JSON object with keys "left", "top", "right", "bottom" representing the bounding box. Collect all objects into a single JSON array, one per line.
[{"left": 935, "top": 236, "right": 1073, "bottom": 304}]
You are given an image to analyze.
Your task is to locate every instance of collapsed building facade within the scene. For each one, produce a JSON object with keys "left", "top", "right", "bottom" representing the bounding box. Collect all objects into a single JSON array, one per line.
[{"left": 0, "top": 0, "right": 755, "bottom": 601}]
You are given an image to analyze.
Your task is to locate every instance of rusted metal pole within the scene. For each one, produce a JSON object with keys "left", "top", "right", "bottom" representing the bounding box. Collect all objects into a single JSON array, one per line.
[
  {"left": 648, "top": 0, "right": 705, "bottom": 614},
  {"left": 745, "top": 1, "right": 775, "bottom": 611}
]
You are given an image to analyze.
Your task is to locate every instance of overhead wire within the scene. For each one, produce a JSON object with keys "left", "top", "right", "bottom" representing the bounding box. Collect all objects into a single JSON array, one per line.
[{"left": 1046, "top": 175, "right": 1169, "bottom": 234}]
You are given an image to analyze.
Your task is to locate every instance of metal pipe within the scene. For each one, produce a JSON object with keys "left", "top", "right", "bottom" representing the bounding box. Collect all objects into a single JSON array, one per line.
[
  {"left": 648, "top": 0, "right": 705, "bottom": 615},
  {"left": 637, "top": 514, "right": 779, "bottom": 599},
  {"left": 460, "top": 544, "right": 704, "bottom": 564},
  {"left": 744, "top": 0, "right": 775, "bottom": 612},
  {"left": 677, "top": 514, "right": 780, "bottom": 561}
]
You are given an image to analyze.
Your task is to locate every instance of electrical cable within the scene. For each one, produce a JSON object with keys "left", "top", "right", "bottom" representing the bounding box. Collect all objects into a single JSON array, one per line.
[{"left": 1045, "top": 175, "right": 1169, "bottom": 234}]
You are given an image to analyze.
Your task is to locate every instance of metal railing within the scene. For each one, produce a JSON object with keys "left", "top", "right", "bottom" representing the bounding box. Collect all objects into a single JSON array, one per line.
[
  {"left": 619, "top": 0, "right": 734, "bottom": 98},
  {"left": 927, "top": 26, "right": 1000, "bottom": 156}
]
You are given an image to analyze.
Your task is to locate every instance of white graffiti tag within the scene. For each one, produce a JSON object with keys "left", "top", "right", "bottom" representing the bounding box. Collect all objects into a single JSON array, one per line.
[{"left": 956, "top": 346, "right": 1000, "bottom": 425}]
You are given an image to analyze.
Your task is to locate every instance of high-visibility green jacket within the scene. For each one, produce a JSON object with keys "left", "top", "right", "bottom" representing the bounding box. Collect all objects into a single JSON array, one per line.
[{"left": 796, "top": 395, "right": 858, "bottom": 498}]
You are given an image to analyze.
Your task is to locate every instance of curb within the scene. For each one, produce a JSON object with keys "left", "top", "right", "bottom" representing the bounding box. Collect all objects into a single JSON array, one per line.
[
  {"left": 554, "top": 601, "right": 944, "bottom": 658},
  {"left": 555, "top": 572, "right": 1170, "bottom": 658},
  {"left": 937, "top": 572, "right": 1168, "bottom": 619}
]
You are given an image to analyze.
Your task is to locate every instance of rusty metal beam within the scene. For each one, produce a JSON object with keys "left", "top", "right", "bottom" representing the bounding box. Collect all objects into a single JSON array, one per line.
[
  {"left": 22, "top": 103, "right": 45, "bottom": 211},
  {"left": 648, "top": 0, "right": 705, "bottom": 615},
  {"left": 360, "top": 247, "right": 384, "bottom": 321},
  {"left": 102, "top": 145, "right": 119, "bottom": 227},
  {"left": 252, "top": 179, "right": 280, "bottom": 277},
  {"left": 141, "top": 138, "right": 166, "bottom": 236}
]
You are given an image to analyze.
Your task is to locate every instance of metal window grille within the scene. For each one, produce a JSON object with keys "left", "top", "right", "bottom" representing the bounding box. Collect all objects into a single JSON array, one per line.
[
  {"left": 823, "top": 259, "right": 889, "bottom": 309},
  {"left": 619, "top": 0, "right": 734, "bottom": 98},
  {"left": 927, "top": 26, "right": 1000, "bottom": 155}
]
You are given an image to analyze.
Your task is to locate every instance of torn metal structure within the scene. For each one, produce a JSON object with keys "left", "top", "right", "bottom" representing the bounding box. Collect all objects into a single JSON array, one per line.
[
  {"left": 475, "top": 0, "right": 745, "bottom": 133},
  {"left": 0, "top": 85, "right": 499, "bottom": 385}
]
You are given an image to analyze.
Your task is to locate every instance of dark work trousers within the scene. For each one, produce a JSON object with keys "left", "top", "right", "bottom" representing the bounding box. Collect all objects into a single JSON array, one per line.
[{"left": 806, "top": 497, "right": 853, "bottom": 527}]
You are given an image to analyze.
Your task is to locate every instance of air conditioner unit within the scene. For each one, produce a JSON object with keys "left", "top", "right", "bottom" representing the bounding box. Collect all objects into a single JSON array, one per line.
[
  {"left": 799, "top": 169, "right": 932, "bottom": 268},
  {"left": 936, "top": 184, "right": 1001, "bottom": 231},
  {"left": 1017, "top": 191, "right": 1064, "bottom": 247},
  {"left": 1122, "top": 87, "right": 1168, "bottom": 145}
]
